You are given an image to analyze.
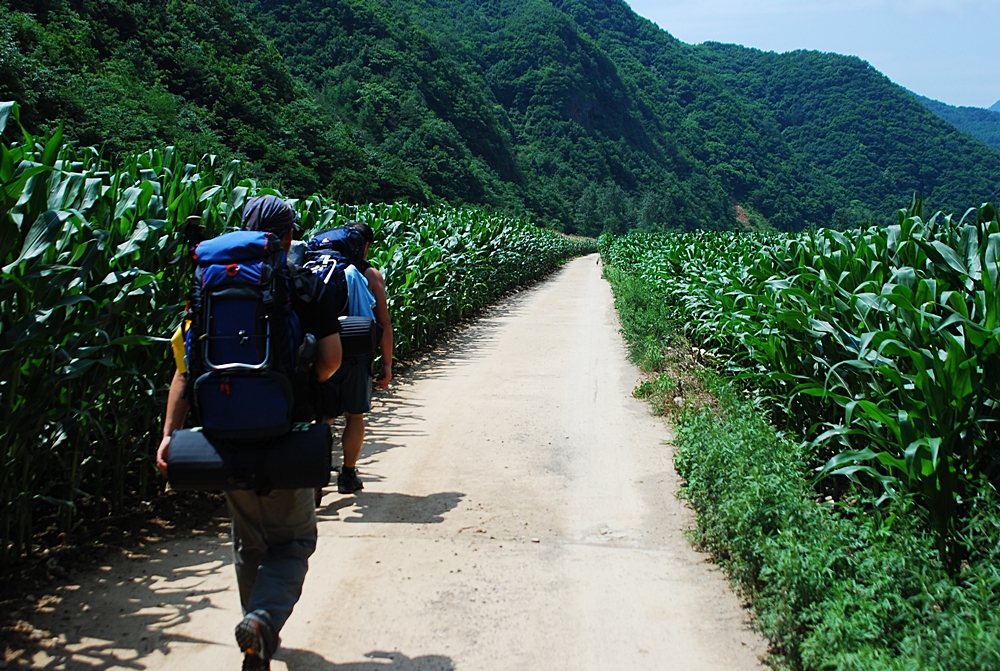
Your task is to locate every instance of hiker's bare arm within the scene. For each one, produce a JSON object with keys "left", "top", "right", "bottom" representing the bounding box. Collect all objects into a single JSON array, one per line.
[
  {"left": 365, "top": 267, "right": 394, "bottom": 389},
  {"left": 156, "top": 369, "right": 190, "bottom": 477},
  {"left": 315, "top": 333, "right": 343, "bottom": 382}
]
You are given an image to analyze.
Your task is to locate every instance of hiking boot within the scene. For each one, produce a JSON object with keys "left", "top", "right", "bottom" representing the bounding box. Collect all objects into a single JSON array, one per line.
[
  {"left": 337, "top": 466, "right": 364, "bottom": 494},
  {"left": 235, "top": 612, "right": 273, "bottom": 670},
  {"left": 241, "top": 654, "right": 269, "bottom": 671}
]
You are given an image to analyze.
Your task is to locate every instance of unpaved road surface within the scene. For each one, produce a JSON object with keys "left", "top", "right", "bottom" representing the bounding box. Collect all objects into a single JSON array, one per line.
[{"left": 22, "top": 254, "right": 768, "bottom": 670}]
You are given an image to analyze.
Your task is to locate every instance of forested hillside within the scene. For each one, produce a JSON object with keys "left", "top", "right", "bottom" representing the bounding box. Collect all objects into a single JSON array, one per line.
[
  {"left": 0, "top": 0, "right": 429, "bottom": 202},
  {"left": 248, "top": 0, "right": 843, "bottom": 231},
  {"left": 3, "top": 0, "right": 999, "bottom": 232},
  {"left": 245, "top": 0, "right": 522, "bottom": 211},
  {"left": 912, "top": 92, "right": 1000, "bottom": 153},
  {"left": 687, "top": 43, "right": 1000, "bottom": 224}
]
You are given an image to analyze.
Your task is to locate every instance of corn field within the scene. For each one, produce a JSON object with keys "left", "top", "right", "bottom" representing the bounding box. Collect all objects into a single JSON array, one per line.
[
  {"left": 292, "top": 199, "right": 594, "bottom": 358},
  {"left": 0, "top": 102, "right": 594, "bottom": 565},
  {"left": 601, "top": 202, "right": 1000, "bottom": 567}
]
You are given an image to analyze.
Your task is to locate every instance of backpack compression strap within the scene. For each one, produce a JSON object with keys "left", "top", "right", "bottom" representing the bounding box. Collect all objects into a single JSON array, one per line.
[{"left": 287, "top": 264, "right": 325, "bottom": 305}]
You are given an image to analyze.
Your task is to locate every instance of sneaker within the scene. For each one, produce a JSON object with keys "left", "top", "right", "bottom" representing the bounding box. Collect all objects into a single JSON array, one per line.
[
  {"left": 235, "top": 613, "right": 271, "bottom": 670},
  {"left": 337, "top": 466, "right": 364, "bottom": 494}
]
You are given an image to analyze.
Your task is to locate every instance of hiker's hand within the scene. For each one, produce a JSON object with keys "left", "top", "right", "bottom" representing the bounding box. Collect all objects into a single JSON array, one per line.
[
  {"left": 377, "top": 362, "right": 392, "bottom": 389},
  {"left": 156, "top": 435, "right": 171, "bottom": 478}
]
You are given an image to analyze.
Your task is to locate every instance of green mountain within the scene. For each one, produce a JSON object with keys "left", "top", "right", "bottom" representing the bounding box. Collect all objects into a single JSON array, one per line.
[
  {"left": 911, "top": 93, "right": 1000, "bottom": 154},
  {"left": 4, "top": 0, "right": 999, "bottom": 233},
  {"left": 685, "top": 43, "right": 1000, "bottom": 224},
  {"left": 245, "top": 0, "right": 752, "bottom": 231},
  {"left": 0, "top": 0, "right": 429, "bottom": 202}
]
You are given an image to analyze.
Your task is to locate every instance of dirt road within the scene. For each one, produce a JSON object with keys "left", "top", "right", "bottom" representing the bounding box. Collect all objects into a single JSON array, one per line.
[{"left": 22, "top": 254, "right": 768, "bottom": 670}]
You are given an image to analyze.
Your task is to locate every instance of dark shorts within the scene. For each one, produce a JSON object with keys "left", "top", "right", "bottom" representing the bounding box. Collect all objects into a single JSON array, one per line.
[{"left": 318, "top": 355, "right": 372, "bottom": 417}]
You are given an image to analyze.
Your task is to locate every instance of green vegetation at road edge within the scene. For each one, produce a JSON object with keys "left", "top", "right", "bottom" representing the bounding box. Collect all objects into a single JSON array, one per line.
[
  {"left": 680, "top": 378, "right": 1000, "bottom": 671},
  {"left": 602, "top": 215, "right": 1000, "bottom": 669}
]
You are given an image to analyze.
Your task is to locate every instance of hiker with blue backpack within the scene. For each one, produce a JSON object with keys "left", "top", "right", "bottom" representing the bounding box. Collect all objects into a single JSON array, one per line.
[
  {"left": 300, "top": 222, "right": 394, "bottom": 496},
  {"left": 155, "top": 195, "right": 344, "bottom": 671}
]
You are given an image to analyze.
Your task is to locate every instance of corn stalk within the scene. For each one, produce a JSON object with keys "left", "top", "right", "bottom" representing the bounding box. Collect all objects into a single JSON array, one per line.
[
  {"left": 601, "top": 202, "right": 1000, "bottom": 569},
  {"left": 0, "top": 103, "right": 593, "bottom": 564}
]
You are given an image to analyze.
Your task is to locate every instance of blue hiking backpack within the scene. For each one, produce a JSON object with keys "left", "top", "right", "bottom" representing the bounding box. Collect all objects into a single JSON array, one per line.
[
  {"left": 301, "top": 227, "right": 367, "bottom": 316},
  {"left": 302, "top": 226, "right": 380, "bottom": 358},
  {"left": 184, "top": 230, "right": 315, "bottom": 441}
]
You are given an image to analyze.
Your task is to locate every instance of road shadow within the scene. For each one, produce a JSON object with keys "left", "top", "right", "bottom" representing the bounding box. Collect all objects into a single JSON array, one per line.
[
  {"left": 276, "top": 649, "right": 454, "bottom": 670},
  {"left": 317, "top": 491, "right": 465, "bottom": 524},
  {"left": 8, "top": 517, "right": 233, "bottom": 669},
  {"left": 382, "top": 265, "right": 566, "bottom": 385},
  {"left": 9, "top": 510, "right": 460, "bottom": 669},
  {"left": 337, "top": 392, "right": 430, "bottom": 462},
  {"left": 393, "top": 292, "right": 539, "bottom": 380}
]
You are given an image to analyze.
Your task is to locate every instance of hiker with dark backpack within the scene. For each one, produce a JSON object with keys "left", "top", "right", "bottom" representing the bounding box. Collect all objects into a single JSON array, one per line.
[
  {"left": 303, "top": 223, "right": 393, "bottom": 495},
  {"left": 156, "top": 195, "right": 344, "bottom": 671}
]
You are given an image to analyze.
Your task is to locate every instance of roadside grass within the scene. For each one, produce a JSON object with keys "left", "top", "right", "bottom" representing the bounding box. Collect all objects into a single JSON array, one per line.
[
  {"left": 604, "top": 260, "right": 1000, "bottom": 670},
  {"left": 604, "top": 265, "right": 715, "bottom": 416}
]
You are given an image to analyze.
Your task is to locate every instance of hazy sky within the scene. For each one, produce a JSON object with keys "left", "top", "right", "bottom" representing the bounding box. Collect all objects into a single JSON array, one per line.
[{"left": 623, "top": 0, "right": 1000, "bottom": 109}]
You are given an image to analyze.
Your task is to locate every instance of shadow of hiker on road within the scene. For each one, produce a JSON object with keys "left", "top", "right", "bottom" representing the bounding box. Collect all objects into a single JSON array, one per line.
[
  {"left": 9, "top": 506, "right": 461, "bottom": 669},
  {"left": 317, "top": 492, "right": 465, "bottom": 525},
  {"left": 8, "top": 518, "right": 233, "bottom": 669},
  {"left": 276, "top": 649, "right": 455, "bottom": 671}
]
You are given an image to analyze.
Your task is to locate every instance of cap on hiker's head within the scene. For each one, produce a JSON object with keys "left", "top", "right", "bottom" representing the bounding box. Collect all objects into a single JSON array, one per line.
[{"left": 242, "top": 195, "right": 300, "bottom": 236}]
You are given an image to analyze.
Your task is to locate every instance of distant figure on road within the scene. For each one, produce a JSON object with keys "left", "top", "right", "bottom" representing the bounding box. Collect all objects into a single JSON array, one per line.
[{"left": 320, "top": 223, "right": 394, "bottom": 495}]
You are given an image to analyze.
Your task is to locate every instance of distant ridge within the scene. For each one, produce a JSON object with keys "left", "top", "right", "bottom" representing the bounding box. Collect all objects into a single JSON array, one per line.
[{"left": 910, "top": 92, "right": 1000, "bottom": 153}]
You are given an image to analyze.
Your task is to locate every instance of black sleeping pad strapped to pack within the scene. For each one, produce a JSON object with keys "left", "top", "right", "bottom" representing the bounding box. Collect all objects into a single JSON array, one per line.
[
  {"left": 167, "top": 423, "right": 332, "bottom": 492},
  {"left": 339, "top": 316, "right": 379, "bottom": 358}
]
